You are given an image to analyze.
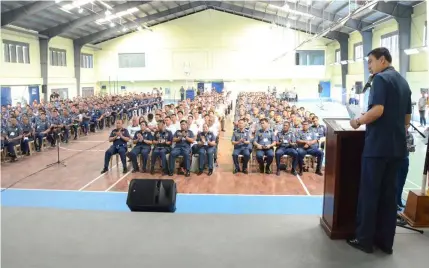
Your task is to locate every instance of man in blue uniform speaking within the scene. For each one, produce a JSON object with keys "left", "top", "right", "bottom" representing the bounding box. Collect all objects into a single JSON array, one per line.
[{"left": 347, "top": 47, "right": 412, "bottom": 254}]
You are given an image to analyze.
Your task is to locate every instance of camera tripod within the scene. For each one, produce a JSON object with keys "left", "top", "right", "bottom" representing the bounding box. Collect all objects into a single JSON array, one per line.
[{"left": 46, "top": 130, "right": 66, "bottom": 168}]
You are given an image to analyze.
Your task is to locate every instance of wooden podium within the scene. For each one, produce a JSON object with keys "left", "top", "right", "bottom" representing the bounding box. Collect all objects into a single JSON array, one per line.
[{"left": 320, "top": 118, "right": 365, "bottom": 239}]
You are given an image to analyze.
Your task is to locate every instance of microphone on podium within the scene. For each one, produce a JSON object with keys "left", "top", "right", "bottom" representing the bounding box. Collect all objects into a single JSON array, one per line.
[{"left": 362, "top": 74, "right": 374, "bottom": 94}]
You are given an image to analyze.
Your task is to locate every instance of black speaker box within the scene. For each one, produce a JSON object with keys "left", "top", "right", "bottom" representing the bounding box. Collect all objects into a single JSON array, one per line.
[{"left": 126, "top": 179, "right": 177, "bottom": 213}]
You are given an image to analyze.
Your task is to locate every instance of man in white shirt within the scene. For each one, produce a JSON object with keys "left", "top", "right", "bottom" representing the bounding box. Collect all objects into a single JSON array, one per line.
[
  {"left": 165, "top": 116, "right": 177, "bottom": 134},
  {"left": 418, "top": 93, "right": 427, "bottom": 127}
]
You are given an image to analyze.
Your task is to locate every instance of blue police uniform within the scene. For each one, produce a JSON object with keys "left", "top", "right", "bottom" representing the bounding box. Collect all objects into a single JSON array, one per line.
[
  {"left": 275, "top": 130, "right": 298, "bottom": 172},
  {"left": 151, "top": 129, "right": 173, "bottom": 174},
  {"left": 34, "top": 118, "right": 51, "bottom": 151},
  {"left": 103, "top": 128, "right": 130, "bottom": 171},
  {"left": 81, "top": 110, "right": 91, "bottom": 134},
  {"left": 128, "top": 130, "right": 153, "bottom": 172},
  {"left": 296, "top": 129, "right": 324, "bottom": 172},
  {"left": 196, "top": 131, "right": 216, "bottom": 171},
  {"left": 254, "top": 128, "right": 275, "bottom": 170},
  {"left": 4, "top": 124, "right": 22, "bottom": 158},
  {"left": 354, "top": 66, "right": 412, "bottom": 251},
  {"left": 20, "top": 122, "right": 33, "bottom": 154},
  {"left": 231, "top": 128, "right": 251, "bottom": 171},
  {"left": 61, "top": 115, "right": 73, "bottom": 142},
  {"left": 50, "top": 115, "right": 63, "bottom": 145},
  {"left": 169, "top": 129, "right": 195, "bottom": 174}
]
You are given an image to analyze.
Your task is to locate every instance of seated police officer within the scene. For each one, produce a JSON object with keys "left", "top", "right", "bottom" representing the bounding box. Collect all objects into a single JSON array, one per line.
[
  {"left": 101, "top": 120, "right": 130, "bottom": 174},
  {"left": 196, "top": 123, "right": 216, "bottom": 176},
  {"left": 275, "top": 121, "right": 298, "bottom": 176},
  {"left": 34, "top": 112, "right": 51, "bottom": 152},
  {"left": 128, "top": 121, "right": 153, "bottom": 173},
  {"left": 49, "top": 109, "right": 63, "bottom": 146},
  {"left": 231, "top": 119, "right": 251, "bottom": 174},
  {"left": 169, "top": 120, "right": 195, "bottom": 177},
  {"left": 61, "top": 108, "right": 73, "bottom": 143},
  {"left": 296, "top": 121, "right": 323, "bottom": 176},
  {"left": 4, "top": 117, "right": 22, "bottom": 161},
  {"left": 254, "top": 118, "right": 276, "bottom": 174},
  {"left": 151, "top": 120, "right": 173, "bottom": 175},
  {"left": 20, "top": 116, "right": 33, "bottom": 155}
]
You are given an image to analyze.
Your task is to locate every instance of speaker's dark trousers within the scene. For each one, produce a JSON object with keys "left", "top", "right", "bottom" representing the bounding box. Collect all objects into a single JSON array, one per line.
[
  {"left": 169, "top": 147, "right": 191, "bottom": 172},
  {"left": 356, "top": 157, "right": 401, "bottom": 249},
  {"left": 396, "top": 156, "right": 409, "bottom": 206},
  {"left": 198, "top": 146, "right": 215, "bottom": 170},
  {"left": 104, "top": 145, "right": 127, "bottom": 169},
  {"left": 128, "top": 145, "right": 151, "bottom": 170},
  {"left": 151, "top": 147, "right": 169, "bottom": 171},
  {"left": 232, "top": 147, "right": 250, "bottom": 170},
  {"left": 275, "top": 147, "right": 298, "bottom": 170}
]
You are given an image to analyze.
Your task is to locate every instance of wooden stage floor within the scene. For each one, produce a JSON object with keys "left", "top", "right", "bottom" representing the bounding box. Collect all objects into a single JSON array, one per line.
[{"left": 1, "top": 122, "right": 324, "bottom": 195}]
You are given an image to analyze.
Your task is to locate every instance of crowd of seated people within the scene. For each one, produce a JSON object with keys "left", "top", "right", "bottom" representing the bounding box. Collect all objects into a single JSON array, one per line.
[
  {"left": 0, "top": 92, "right": 162, "bottom": 162},
  {"left": 231, "top": 92, "right": 325, "bottom": 176},
  {"left": 101, "top": 91, "right": 233, "bottom": 176}
]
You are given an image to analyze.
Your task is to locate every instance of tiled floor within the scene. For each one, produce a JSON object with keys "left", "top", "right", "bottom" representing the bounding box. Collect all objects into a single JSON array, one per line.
[
  {"left": 1, "top": 101, "right": 426, "bottom": 213},
  {"left": 0, "top": 112, "right": 323, "bottom": 195}
]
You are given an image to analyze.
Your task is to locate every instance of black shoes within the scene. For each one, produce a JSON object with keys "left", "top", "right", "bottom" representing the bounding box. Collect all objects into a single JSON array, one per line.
[
  {"left": 346, "top": 239, "right": 373, "bottom": 254},
  {"left": 347, "top": 238, "right": 393, "bottom": 254},
  {"left": 208, "top": 169, "right": 213, "bottom": 176}
]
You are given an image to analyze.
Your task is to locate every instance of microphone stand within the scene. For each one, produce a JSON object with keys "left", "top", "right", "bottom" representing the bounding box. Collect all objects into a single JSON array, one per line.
[{"left": 46, "top": 129, "right": 66, "bottom": 168}]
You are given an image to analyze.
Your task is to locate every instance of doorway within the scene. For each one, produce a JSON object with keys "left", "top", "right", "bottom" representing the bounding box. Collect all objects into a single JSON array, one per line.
[{"left": 82, "top": 87, "right": 94, "bottom": 98}]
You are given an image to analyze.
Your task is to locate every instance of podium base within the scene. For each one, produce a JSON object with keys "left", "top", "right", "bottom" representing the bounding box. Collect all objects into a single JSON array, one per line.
[
  {"left": 320, "top": 217, "right": 354, "bottom": 239},
  {"left": 401, "top": 190, "right": 429, "bottom": 228}
]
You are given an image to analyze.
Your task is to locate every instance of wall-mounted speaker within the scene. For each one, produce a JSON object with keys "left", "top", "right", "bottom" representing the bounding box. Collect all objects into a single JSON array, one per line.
[{"left": 41, "top": 85, "right": 47, "bottom": 94}]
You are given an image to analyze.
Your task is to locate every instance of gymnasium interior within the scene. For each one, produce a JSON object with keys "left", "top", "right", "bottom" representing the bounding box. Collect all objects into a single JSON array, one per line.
[{"left": 1, "top": 0, "right": 428, "bottom": 267}]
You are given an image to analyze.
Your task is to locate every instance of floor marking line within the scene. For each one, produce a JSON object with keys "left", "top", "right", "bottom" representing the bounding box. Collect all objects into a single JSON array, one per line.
[
  {"left": 59, "top": 147, "right": 105, "bottom": 152},
  {"left": 296, "top": 174, "right": 311, "bottom": 196},
  {"left": 78, "top": 164, "right": 118, "bottom": 191},
  {"left": 0, "top": 188, "right": 323, "bottom": 197},
  {"left": 70, "top": 140, "right": 107, "bottom": 143},
  {"left": 406, "top": 179, "right": 421, "bottom": 188},
  {"left": 105, "top": 170, "right": 132, "bottom": 192}
]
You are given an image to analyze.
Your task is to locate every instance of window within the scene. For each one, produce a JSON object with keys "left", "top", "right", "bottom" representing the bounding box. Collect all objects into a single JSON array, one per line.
[
  {"left": 118, "top": 53, "right": 145, "bottom": 68},
  {"left": 335, "top": 49, "right": 341, "bottom": 63},
  {"left": 50, "top": 48, "right": 67, "bottom": 66},
  {"left": 424, "top": 21, "right": 427, "bottom": 46},
  {"left": 81, "top": 53, "right": 93, "bottom": 68},
  {"left": 380, "top": 31, "right": 399, "bottom": 57},
  {"left": 295, "top": 50, "right": 325, "bottom": 66},
  {"left": 354, "top": 42, "right": 363, "bottom": 60},
  {"left": 2, "top": 40, "right": 30, "bottom": 64}
]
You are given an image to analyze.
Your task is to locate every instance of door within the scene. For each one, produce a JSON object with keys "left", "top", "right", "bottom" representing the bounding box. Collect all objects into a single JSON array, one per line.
[
  {"left": 81, "top": 87, "right": 94, "bottom": 98},
  {"left": 28, "top": 85, "right": 40, "bottom": 104},
  {"left": 319, "top": 81, "right": 331, "bottom": 98},
  {"left": 1, "top": 87, "right": 11, "bottom": 106}
]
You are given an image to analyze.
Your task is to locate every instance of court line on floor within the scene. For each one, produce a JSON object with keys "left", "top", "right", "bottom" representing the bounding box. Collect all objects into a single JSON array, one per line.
[
  {"left": 78, "top": 164, "right": 119, "bottom": 191},
  {"left": 60, "top": 146, "right": 106, "bottom": 152},
  {"left": 1, "top": 187, "right": 322, "bottom": 197},
  {"left": 71, "top": 140, "right": 107, "bottom": 143},
  {"left": 105, "top": 170, "right": 132, "bottom": 192},
  {"left": 406, "top": 179, "right": 422, "bottom": 188},
  {"left": 296, "top": 174, "right": 311, "bottom": 196}
]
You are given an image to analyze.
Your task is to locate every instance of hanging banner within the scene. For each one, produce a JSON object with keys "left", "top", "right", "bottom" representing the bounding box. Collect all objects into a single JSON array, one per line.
[{"left": 28, "top": 85, "right": 40, "bottom": 104}]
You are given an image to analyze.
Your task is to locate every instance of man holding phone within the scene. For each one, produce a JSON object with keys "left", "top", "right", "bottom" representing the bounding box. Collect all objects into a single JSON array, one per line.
[{"left": 253, "top": 118, "right": 276, "bottom": 174}]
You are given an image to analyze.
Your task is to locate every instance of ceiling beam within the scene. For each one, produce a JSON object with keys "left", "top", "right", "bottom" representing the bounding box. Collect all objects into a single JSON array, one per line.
[
  {"left": 39, "top": 1, "right": 151, "bottom": 38},
  {"left": 77, "top": 0, "right": 348, "bottom": 45},
  {"left": 372, "top": 1, "right": 413, "bottom": 18},
  {"left": 74, "top": 1, "right": 204, "bottom": 45},
  {"left": 259, "top": 0, "right": 370, "bottom": 31},
  {"left": 1, "top": 1, "right": 56, "bottom": 27},
  {"left": 210, "top": 1, "right": 343, "bottom": 40}
]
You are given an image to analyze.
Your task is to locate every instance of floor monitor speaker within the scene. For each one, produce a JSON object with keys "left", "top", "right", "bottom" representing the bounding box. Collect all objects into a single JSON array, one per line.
[{"left": 126, "top": 179, "right": 177, "bottom": 212}]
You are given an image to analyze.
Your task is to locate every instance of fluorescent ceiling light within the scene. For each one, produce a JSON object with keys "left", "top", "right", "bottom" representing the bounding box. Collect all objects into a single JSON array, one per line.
[
  {"left": 96, "top": 7, "right": 139, "bottom": 24},
  {"left": 62, "top": 0, "right": 93, "bottom": 11},
  {"left": 404, "top": 48, "right": 419, "bottom": 55},
  {"left": 98, "top": 0, "right": 112, "bottom": 10}
]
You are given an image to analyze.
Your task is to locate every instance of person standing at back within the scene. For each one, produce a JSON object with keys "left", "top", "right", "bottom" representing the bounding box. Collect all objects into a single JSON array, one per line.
[
  {"left": 348, "top": 47, "right": 412, "bottom": 254},
  {"left": 418, "top": 92, "right": 427, "bottom": 127}
]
